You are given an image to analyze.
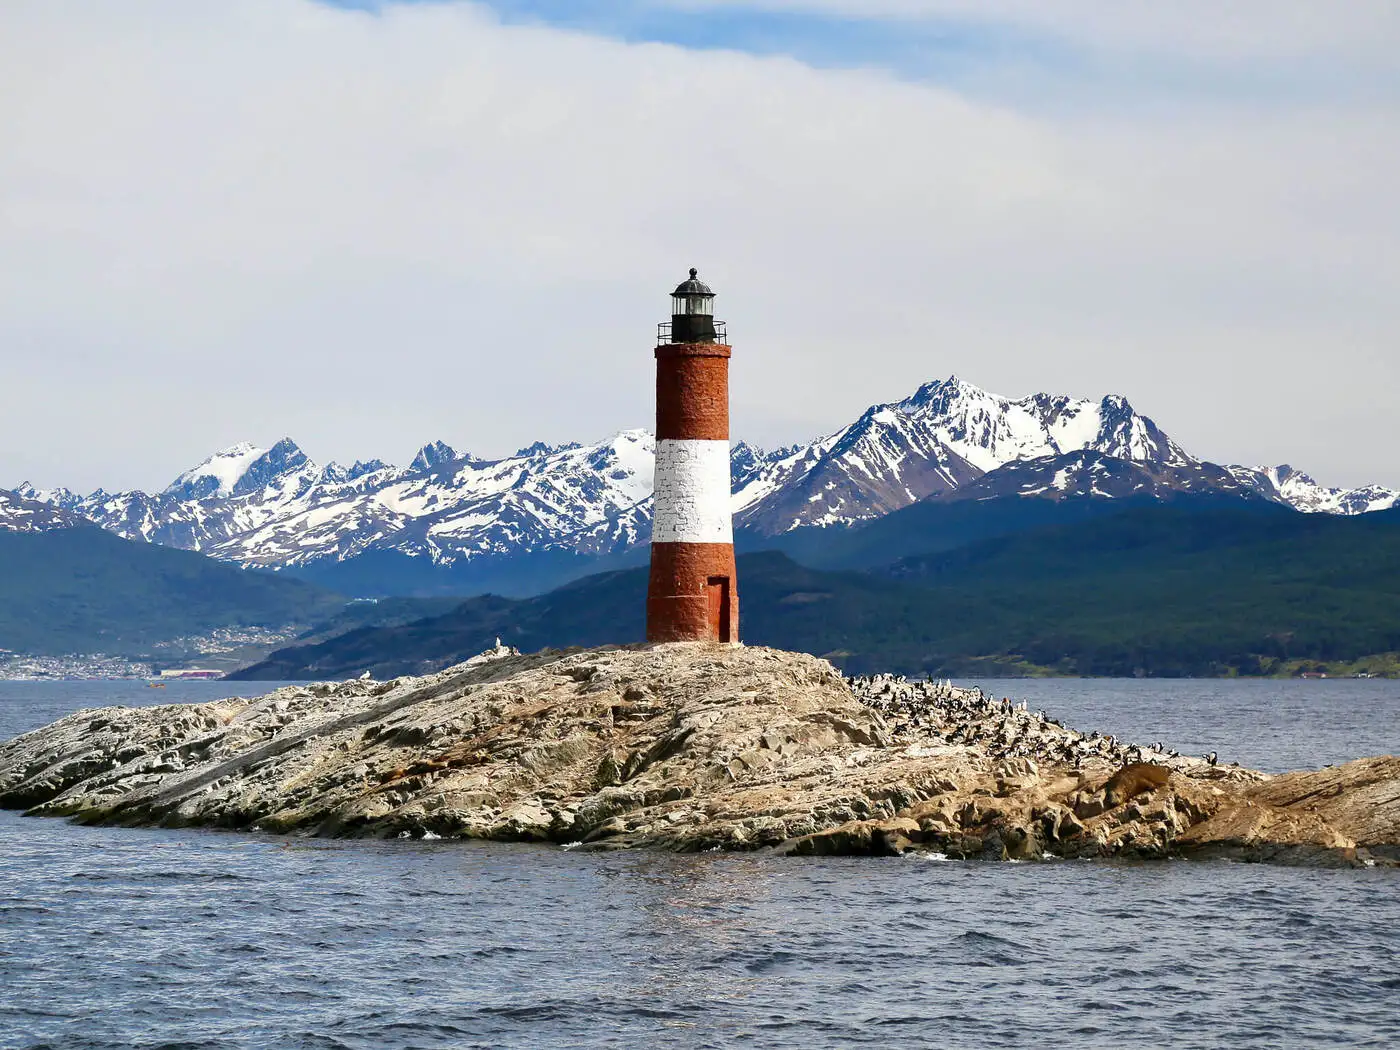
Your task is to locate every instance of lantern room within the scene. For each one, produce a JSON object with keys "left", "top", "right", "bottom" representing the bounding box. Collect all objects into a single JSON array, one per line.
[{"left": 660, "top": 268, "right": 726, "bottom": 345}]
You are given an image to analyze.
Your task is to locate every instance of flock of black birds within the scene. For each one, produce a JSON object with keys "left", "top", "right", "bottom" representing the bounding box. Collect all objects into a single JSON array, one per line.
[{"left": 844, "top": 673, "right": 1214, "bottom": 770}]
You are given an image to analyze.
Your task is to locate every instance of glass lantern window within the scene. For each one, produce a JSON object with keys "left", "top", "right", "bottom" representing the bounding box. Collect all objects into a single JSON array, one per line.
[{"left": 673, "top": 295, "right": 714, "bottom": 316}]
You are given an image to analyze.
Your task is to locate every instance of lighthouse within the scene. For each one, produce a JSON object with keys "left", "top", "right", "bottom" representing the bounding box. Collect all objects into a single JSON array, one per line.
[{"left": 646, "top": 269, "right": 738, "bottom": 643}]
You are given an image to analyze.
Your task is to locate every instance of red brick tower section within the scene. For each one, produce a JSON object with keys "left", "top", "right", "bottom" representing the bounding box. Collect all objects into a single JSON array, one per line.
[{"left": 647, "top": 270, "right": 738, "bottom": 643}]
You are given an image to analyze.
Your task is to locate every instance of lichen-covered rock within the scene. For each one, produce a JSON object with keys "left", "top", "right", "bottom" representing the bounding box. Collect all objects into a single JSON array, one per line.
[{"left": 1, "top": 643, "right": 1396, "bottom": 868}]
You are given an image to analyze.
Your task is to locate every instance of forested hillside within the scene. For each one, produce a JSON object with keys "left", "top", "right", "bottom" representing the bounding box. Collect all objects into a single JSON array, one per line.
[
  {"left": 234, "top": 503, "right": 1400, "bottom": 679},
  {"left": 0, "top": 527, "right": 344, "bottom": 655}
]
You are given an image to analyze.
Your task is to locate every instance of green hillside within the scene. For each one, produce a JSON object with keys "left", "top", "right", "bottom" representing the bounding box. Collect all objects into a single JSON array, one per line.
[
  {"left": 233, "top": 502, "right": 1400, "bottom": 680},
  {"left": 745, "top": 491, "right": 1279, "bottom": 570},
  {"left": 231, "top": 573, "right": 647, "bottom": 680},
  {"left": 0, "top": 527, "right": 347, "bottom": 655},
  {"left": 885, "top": 503, "right": 1400, "bottom": 675}
]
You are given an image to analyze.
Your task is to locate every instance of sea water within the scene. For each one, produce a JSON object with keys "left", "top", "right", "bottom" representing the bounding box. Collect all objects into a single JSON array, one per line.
[{"left": 2, "top": 678, "right": 1398, "bottom": 1049}]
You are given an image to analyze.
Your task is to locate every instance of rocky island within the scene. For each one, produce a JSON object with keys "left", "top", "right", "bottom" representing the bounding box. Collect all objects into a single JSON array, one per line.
[{"left": 2, "top": 643, "right": 1396, "bottom": 867}]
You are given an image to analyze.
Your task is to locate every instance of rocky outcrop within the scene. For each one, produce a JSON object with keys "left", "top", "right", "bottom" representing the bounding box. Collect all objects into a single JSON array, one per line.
[
  {"left": 1, "top": 644, "right": 1395, "bottom": 867},
  {"left": 1176, "top": 757, "right": 1400, "bottom": 865}
]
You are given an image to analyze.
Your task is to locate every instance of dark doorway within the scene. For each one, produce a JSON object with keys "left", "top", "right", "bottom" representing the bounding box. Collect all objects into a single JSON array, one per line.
[{"left": 706, "top": 576, "right": 732, "bottom": 642}]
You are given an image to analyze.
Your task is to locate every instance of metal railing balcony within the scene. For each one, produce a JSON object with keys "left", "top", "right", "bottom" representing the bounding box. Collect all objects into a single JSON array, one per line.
[{"left": 657, "top": 320, "right": 727, "bottom": 345}]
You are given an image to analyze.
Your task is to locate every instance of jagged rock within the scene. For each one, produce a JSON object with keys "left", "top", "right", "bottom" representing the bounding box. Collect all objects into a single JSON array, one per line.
[
  {"left": 1176, "top": 756, "right": 1400, "bottom": 866},
  {"left": 0, "top": 644, "right": 1396, "bottom": 867}
]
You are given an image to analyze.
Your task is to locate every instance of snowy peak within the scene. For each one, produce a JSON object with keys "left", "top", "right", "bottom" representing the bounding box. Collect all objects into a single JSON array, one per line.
[
  {"left": 897, "top": 375, "right": 1048, "bottom": 472},
  {"left": 730, "top": 441, "right": 766, "bottom": 490},
  {"left": 732, "top": 396, "right": 984, "bottom": 535},
  {"left": 230, "top": 438, "right": 310, "bottom": 498},
  {"left": 1227, "top": 464, "right": 1400, "bottom": 515},
  {"left": 163, "top": 438, "right": 314, "bottom": 503},
  {"left": 13, "top": 482, "right": 83, "bottom": 510},
  {"left": 0, "top": 489, "right": 89, "bottom": 533},
  {"left": 322, "top": 459, "right": 393, "bottom": 485},
  {"left": 1088, "top": 395, "right": 1191, "bottom": 467},
  {"left": 898, "top": 377, "right": 1186, "bottom": 470},
  {"left": 411, "top": 441, "right": 461, "bottom": 473},
  {"left": 164, "top": 443, "right": 268, "bottom": 501},
  {"left": 514, "top": 440, "right": 584, "bottom": 459},
  {"left": 732, "top": 376, "right": 1193, "bottom": 536}
]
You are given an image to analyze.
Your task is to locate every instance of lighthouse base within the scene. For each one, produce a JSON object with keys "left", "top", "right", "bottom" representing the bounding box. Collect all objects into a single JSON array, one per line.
[{"left": 646, "top": 542, "right": 738, "bottom": 643}]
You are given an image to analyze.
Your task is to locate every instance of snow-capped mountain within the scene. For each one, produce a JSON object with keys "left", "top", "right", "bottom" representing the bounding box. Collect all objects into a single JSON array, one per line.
[
  {"left": 166, "top": 442, "right": 272, "bottom": 501},
  {"left": 16, "top": 438, "right": 337, "bottom": 555},
  {"left": 18, "top": 432, "right": 657, "bottom": 569},
  {"left": 730, "top": 377, "right": 1194, "bottom": 535},
  {"left": 1225, "top": 464, "right": 1400, "bottom": 516},
  {"left": 0, "top": 489, "right": 90, "bottom": 533},
  {"left": 214, "top": 432, "right": 656, "bottom": 568},
  {"left": 10, "top": 377, "right": 1397, "bottom": 581}
]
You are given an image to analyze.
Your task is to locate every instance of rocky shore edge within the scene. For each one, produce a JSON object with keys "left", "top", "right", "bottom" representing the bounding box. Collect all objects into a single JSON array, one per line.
[{"left": 1, "top": 643, "right": 1396, "bottom": 868}]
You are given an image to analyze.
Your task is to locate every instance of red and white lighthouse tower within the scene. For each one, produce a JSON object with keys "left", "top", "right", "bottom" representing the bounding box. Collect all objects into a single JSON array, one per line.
[{"left": 646, "top": 269, "right": 738, "bottom": 643}]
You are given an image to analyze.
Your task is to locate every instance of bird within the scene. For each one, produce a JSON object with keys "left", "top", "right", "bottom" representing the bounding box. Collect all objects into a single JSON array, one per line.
[
  {"left": 358, "top": 671, "right": 373, "bottom": 681},
  {"left": 1206, "top": 751, "right": 1218, "bottom": 767}
]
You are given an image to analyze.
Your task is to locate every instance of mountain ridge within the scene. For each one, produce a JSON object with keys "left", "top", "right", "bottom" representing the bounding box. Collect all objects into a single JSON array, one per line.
[
  {"left": 12, "top": 377, "right": 1398, "bottom": 594},
  {"left": 0, "top": 489, "right": 91, "bottom": 534}
]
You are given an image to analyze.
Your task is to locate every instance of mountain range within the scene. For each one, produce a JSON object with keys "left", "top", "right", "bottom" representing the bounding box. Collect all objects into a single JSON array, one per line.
[{"left": 10, "top": 376, "right": 1398, "bottom": 596}]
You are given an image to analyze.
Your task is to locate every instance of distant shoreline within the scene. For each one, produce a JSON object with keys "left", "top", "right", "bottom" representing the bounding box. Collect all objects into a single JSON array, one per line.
[{"left": 3, "top": 669, "right": 1398, "bottom": 683}]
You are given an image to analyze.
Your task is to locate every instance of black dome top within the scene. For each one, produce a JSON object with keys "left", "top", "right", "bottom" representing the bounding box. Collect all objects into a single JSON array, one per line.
[{"left": 672, "top": 268, "right": 714, "bottom": 297}]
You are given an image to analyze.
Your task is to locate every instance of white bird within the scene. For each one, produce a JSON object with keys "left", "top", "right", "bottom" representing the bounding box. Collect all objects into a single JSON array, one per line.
[{"left": 358, "top": 671, "right": 373, "bottom": 681}]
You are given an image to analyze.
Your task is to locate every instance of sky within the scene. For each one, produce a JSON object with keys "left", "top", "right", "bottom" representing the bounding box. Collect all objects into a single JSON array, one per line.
[{"left": 2, "top": 0, "right": 1398, "bottom": 494}]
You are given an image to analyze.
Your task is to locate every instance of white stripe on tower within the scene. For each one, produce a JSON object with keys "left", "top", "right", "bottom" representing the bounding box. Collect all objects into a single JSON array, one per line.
[{"left": 652, "top": 439, "right": 733, "bottom": 544}]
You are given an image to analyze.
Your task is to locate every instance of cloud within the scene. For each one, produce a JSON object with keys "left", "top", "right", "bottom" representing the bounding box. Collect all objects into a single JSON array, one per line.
[{"left": 0, "top": 0, "right": 1397, "bottom": 493}]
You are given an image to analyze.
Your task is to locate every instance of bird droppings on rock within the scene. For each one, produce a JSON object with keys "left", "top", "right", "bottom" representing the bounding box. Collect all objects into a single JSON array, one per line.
[{"left": 1, "top": 644, "right": 1397, "bottom": 868}]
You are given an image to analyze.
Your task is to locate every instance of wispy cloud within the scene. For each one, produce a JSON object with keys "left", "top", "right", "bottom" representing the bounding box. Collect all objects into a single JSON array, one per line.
[{"left": 334, "top": 0, "right": 1400, "bottom": 107}]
